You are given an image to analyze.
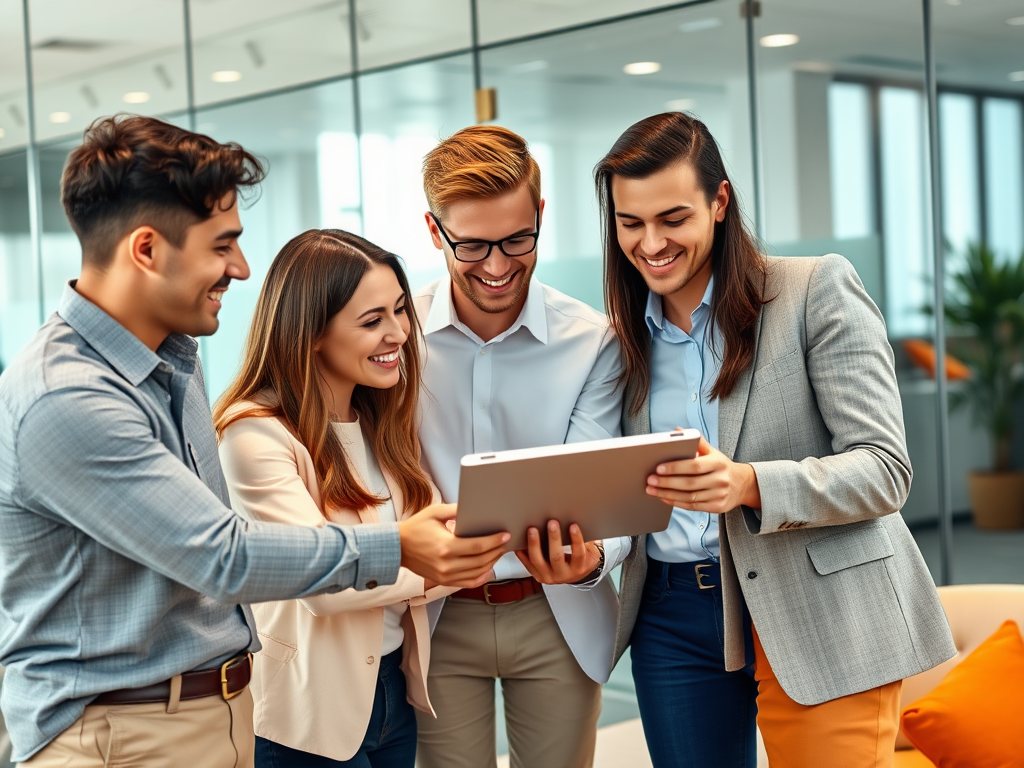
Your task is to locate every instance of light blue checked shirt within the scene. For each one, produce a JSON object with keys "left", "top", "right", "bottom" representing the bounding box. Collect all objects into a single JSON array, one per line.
[
  {"left": 0, "top": 284, "right": 401, "bottom": 762},
  {"left": 645, "top": 279, "right": 722, "bottom": 563}
]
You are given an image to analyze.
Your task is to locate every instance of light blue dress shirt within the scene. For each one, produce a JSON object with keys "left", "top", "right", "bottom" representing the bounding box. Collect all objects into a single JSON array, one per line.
[
  {"left": 0, "top": 284, "right": 401, "bottom": 762},
  {"left": 645, "top": 277, "right": 723, "bottom": 563}
]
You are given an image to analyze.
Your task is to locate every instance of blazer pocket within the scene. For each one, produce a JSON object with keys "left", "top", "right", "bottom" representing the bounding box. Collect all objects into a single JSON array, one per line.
[
  {"left": 256, "top": 632, "right": 297, "bottom": 664},
  {"left": 752, "top": 349, "right": 803, "bottom": 392},
  {"left": 806, "top": 523, "right": 895, "bottom": 576}
]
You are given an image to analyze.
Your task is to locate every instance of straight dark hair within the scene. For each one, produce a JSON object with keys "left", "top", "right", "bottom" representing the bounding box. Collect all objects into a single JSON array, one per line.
[
  {"left": 214, "top": 229, "right": 433, "bottom": 516},
  {"left": 595, "top": 112, "right": 769, "bottom": 416}
]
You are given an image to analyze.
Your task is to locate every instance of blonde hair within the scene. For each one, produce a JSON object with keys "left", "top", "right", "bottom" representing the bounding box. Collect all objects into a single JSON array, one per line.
[{"left": 422, "top": 125, "right": 541, "bottom": 217}]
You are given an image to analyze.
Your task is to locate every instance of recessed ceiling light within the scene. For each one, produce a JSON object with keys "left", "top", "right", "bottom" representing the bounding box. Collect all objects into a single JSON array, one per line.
[
  {"left": 624, "top": 61, "right": 661, "bottom": 75},
  {"left": 1007, "top": 16, "right": 1024, "bottom": 25},
  {"left": 665, "top": 98, "right": 696, "bottom": 111},
  {"left": 123, "top": 91, "right": 150, "bottom": 104},
  {"left": 760, "top": 33, "right": 800, "bottom": 48},
  {"left": 49, "top": 112, "right": 71, "bottom": 124},
  {"left": 1009, "top": 71, "right": 1024, "bottom": 82},
  {"left": 679, "top": 18, "right": 721, "bottom": 33},
  {"left": 211, "top": 70, "right": 242, "bottom": 83},
  {"left": 792, "top": 60, "right": 833, "bottom": 73},
  {"left": 946, "top": 0, "right": 961, "bottom": 6},
  {"left": 509, "top": 60, "right": 549, "bottom": 74},
  {"left": 0, "top": 128, "right": 5, "bottom": 139}
]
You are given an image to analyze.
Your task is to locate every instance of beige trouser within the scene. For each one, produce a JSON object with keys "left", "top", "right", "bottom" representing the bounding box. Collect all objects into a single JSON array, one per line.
[
  {"left": 20, "top": 684, "right": 254, "bottom": 768},
  {"left": 416, "top": 591, "right": 601, "bottom": 768}
]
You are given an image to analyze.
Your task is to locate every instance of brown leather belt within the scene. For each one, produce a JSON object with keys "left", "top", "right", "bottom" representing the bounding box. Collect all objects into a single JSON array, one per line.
[
  {"left": 453, "top": 577, "right": 543, "bottom": 605},
  {"left": 94, "top": 653, "right": 253, "bottom": 705}
]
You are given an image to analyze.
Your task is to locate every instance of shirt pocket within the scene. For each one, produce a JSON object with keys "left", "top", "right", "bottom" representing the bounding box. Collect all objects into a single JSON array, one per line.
[{"left": 806, "top": 522, "right": 895, "bottom": 575}]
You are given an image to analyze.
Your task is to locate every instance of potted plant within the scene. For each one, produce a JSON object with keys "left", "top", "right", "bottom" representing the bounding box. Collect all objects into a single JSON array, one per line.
[{"left": 942, "top": 242, "right": 1024, "bottom": 529}]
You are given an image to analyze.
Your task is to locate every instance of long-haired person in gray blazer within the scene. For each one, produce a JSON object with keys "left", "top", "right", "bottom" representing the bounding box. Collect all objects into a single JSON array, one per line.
[{"left": 594, "top": 112, "right": 955, "bottom": 768}]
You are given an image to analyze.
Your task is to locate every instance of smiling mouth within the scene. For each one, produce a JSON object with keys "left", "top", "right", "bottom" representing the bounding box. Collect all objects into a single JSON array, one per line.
[
  {"left": 370, "top": 350, "right": 400, "bottom": 364},
  {"left": 643, "top": 253, "right": 680, "bottom": 268},
  {"left": 476, "top": 273, "right": 515, "bottom": 288},
  {"left": 208, "top": 290, "right": 226, "bottom": 302}
]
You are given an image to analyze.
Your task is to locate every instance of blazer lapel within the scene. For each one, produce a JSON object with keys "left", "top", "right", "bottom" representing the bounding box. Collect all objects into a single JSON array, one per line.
[
  {"left": 622, "top": 374, "right": 652, "bottom": 437},
  {"left": 718, "top": 308, "right": 764, "bottom": 460}
]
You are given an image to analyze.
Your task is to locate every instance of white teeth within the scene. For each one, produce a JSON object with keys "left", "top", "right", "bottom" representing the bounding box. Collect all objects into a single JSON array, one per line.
[
  {"left": 370, "top": 351, "right": 399, "bottom": 364},
  {"left": 480, "top": 275, "right": 512, "bottom": 287},
  {"left": 208, "top": 291, "right": 225, "bottom": 301},
  {"left": 644, "top": 255, "right": 678, "bottom": 268}
]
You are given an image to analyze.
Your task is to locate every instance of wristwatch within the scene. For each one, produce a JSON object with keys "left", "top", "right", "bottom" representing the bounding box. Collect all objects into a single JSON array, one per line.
[{"left": 575, "top": 541, "right": 605, "bottom": 585}]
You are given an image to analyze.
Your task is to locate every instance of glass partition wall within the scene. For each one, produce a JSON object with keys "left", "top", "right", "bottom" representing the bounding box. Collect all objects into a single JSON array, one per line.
[{"left": 1, "top": 0, "right": 1022, "bottom": 626}]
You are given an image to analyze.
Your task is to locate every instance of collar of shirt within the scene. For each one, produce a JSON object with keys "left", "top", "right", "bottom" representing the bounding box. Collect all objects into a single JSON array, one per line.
[
  {"left": 58, "top": 281, "right": 198, "bottom": 385},
  {"left": 644, "top": 275, "right": 715, "bottom": 344},
  {"left": 420, "top": 274, "right": 549, "bottom": 346}
]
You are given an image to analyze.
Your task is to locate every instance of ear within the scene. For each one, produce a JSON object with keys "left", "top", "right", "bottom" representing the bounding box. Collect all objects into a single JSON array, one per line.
[
  {"left": 537, "top": 198, "right": 546, "bottom": 230},
  {"left": 424, "top": 212, "right": 444, "bottom": 250},
  {"left": 713, "top": 180, "right": 730, "bottom": 223},
  {"left": 126, "top": 226, "right": 162, "bottom": 276}
]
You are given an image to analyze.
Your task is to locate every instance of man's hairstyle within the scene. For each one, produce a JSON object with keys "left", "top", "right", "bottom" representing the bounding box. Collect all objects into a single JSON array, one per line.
[
  {"left": 422, "top": 125, "right": 541, "bottom": 218},
  {"left": 61, "top": 115, "right": 266, "bottom": 268},
  {"left": 595, "top": 112, "right": 770, "bottom": 415}
]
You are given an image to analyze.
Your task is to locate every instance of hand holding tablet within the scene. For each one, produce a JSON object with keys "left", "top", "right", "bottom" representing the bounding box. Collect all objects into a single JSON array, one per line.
[{"left": 454, "top": 429, "right": 702, "bottom": 551}]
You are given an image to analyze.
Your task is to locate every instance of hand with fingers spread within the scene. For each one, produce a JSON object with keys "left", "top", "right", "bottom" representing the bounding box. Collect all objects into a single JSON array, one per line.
[
  {"left": 515, "top": 520, "right": 604, "bottom": 585},
  {"left": 399, "top": 503, "right": 510, "bottom": 588},
  {"left": 645, "top": 435, "right": 762, "bottom": 514}
]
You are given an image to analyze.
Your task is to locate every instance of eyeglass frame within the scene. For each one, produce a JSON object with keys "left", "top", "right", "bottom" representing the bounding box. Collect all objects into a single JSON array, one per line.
[{"left": 428, "top": 210, "right": 541, "bottom": 263}]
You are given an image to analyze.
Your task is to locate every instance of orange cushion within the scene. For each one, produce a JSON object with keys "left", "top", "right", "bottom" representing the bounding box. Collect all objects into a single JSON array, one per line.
[
  {"left": 901, "top": 620, "right": 1024, "bottom": 768},
  {"left": 902, "top": 339, "right": 971, "bottom": 380}
]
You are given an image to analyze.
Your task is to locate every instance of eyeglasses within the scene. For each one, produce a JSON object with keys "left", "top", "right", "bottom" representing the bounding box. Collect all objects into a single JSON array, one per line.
[{"left": 429, "top": 211, "right": 540, "bottom": 263}]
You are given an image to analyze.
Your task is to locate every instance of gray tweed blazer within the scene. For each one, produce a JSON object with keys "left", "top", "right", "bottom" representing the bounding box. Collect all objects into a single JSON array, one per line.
[{"left": 614, "top": 254, "right": 955, "bottom": 705}]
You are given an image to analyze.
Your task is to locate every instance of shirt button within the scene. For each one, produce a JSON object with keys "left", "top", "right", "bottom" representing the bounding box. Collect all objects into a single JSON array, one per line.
[
  {"left": 366, "top": 580, "right": 378, "bottom": 589},
  {"left": 747, "top": 571, "right": 758, "bottom": 580},
  {"left": 480, "top": 348, "right": 487, "bottom": 355},
  {"left": 691, "top": 392, "right": 697, "bottom": 401},
  {"left": 366, "top": 656, "right": 375, "bottom": 664}
]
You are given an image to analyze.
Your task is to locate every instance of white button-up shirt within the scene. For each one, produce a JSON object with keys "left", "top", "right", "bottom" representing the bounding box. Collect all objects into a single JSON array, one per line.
[{"left": 415, "top": 275, "right": 629, "bottom": 582}]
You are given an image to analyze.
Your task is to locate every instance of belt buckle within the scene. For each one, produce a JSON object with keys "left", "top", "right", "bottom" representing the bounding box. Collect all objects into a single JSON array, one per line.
[
  {"left": 695, "top": 563, "right": 716, "bottom": 590},
  {"left": 220, "top": 653, "right": 252, "bottom": 701},
  {"left": 483, "top": 579, "right": 513, "bottom": 605}
]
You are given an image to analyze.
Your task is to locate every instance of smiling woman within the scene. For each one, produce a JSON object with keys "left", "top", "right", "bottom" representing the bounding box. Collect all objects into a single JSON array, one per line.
[{"left": 213, "top": 228, "right": 454, "bottom": 766}]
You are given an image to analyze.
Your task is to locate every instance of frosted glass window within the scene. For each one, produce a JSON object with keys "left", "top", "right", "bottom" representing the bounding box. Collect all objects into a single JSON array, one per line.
[
  {"left": 938, "top": 93, "right": 980, "bottom": 261},
  {"left": 828, "top": 82, "right": 874, "bottom": 239},
  {"left": 983, "top": 98, "right": 1024, "bottom": 262},
  {"left": 880, "top": 87, "right": 930, "bottom": 337}
]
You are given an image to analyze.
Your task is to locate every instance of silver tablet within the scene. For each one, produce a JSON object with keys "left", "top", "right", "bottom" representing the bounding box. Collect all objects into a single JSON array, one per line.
[{"left": 455, "top": 429, "right": 701, "bottom": 551}]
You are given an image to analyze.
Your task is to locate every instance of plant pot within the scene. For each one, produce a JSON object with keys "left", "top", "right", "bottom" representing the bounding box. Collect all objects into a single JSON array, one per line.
[{"left": 967, "top": 471, "right": 1024, "bottom": 530}]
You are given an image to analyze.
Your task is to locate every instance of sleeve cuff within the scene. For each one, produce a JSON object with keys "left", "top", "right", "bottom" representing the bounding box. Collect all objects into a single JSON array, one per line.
[{"left": 348, "top": 523, "right": 402, "bottom": 590}]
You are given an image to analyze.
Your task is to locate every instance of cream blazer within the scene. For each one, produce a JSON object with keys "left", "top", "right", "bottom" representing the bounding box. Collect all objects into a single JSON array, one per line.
[{"left": 219, "top": 404, "right": 452, "bottom": 761}]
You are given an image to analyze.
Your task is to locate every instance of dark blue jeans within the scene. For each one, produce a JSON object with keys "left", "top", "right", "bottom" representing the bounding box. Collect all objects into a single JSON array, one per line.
[
  {"left": 630, "top": 559, "right": 758, "bottom": 768},
  {"left": 255, "top": 649, "right": 416, "bottom": 768}
]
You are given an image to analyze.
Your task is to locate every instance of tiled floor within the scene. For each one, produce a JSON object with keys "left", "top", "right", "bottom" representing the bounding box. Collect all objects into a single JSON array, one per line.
[{"left": 495, "top": 519, "right": 1024, "bottom": 760}]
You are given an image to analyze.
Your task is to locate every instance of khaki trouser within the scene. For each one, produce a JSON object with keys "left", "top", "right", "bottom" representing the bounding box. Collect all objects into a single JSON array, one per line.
[
  {"left": 416, "top": 591, "right": 601, "bottom": 768},
  {"left": 20, "top": 683, "right": 254, "bottom": 768}
]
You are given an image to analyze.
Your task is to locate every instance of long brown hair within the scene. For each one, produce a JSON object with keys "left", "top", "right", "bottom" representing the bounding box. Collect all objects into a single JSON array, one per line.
[
  {"left": 595, "top": 112, "right": 769, "bottom": 416},
  {"left": 214, "top": 229, "right": 433, "bottom": 515}
]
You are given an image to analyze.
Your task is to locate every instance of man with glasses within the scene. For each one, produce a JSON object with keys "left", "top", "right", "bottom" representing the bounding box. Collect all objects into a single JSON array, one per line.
[{"left": 413, "top": 125, "right": 629, "bottom": 768}]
